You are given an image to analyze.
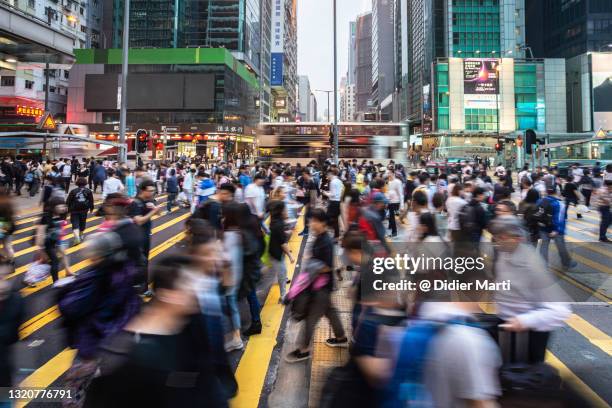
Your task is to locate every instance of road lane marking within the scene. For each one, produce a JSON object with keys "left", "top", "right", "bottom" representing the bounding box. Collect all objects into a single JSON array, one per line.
[
  {"left": 10, "top": 195, "right": 168, "bottom": 236},
  {"left": 231, "top": 215, "right": 304, "bottom": 408},
  {"left": 545, "top": 351, "right": 609, "bottom": 408},
  {"left": 15, "top": 348, "right": 77, "bottom": 408},
  {"left": 17, "top": 213, "right": 189, "bottom": 297},
  {"left": 6, "top": 206, "right": 184, "bottom": 281},
  {"left": 17, "top": 231, "right": 187, "bottom": 340},
  {"left": 565, "top": 314, "right": 612, "bottom": 356},
  {"left": 564, "top": 236, "right": 612, "bottom": 258},
  {"left": 551, "top": 268, "right": 612, "bottom": 303}
]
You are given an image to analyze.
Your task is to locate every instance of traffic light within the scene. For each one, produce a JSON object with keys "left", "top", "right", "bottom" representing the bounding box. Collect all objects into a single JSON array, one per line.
[
  {"left": 495, "top": 139, "right": 503, "bottom": 152},
  {"left": 525, "top": 129, "right": 536, "bottom": 154},
  {"left": 136, "top": 129, "right": 148, "bottom": 154}
]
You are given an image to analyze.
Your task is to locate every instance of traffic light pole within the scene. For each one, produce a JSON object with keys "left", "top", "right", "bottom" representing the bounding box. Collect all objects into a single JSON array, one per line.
[
  {"left": 118, "top": 0, "right": 130, "bottom": 164},
  {"left": 332, "top": 0, "right": 339, "bottom": 165}
]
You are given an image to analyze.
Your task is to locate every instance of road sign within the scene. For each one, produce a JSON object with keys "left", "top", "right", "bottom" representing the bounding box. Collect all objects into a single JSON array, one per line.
[
  {"left": 38, "top": 112, "right": 57, "bottom": 131},
  {"left": 595, "top": 128, "right": 607, "bottom": 139}
]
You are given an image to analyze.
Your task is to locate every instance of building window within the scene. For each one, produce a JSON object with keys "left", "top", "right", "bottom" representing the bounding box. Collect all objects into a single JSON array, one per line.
[
  {"left": 28, "top": 0, "right": 35, "bottom": 8},
  {"left": 25, "top": 80, "right": 34, "bottom": 89},
  {"left": 64, "top": 70, "right": 69, "bottom": 79},
  {"left": 1, "top": 76, "right": 15, "bottom": 87}
]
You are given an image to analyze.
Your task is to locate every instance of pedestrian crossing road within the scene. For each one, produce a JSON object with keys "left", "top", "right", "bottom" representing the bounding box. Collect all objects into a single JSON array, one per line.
[{"left": 5, "top": 204, "right": 612, "bottom": 407}]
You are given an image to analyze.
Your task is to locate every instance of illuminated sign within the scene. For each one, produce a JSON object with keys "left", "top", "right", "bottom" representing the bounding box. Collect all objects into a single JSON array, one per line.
[
  {"left": 464, "top": 59, "right": 499, "bottom": 95},
  {"left": 592, "top": 53, "right": 612, "bottom": 132},
  {"left": 15, "top": 105, "right": 44, "bottom": 118},
  {"left": 38, "top": 112, "right": 57, "bottom": 131}
]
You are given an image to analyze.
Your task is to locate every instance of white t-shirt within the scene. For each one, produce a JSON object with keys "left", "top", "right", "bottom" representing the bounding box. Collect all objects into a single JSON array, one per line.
[
  {"left": 102, "top": 177, "right": 124, "bottom": 199},
  {"left": 446, "top": 195, "right": 467, "bottom": 231},
  {"left": 244, "top": 183, "right": 265, "bottom": 216}
]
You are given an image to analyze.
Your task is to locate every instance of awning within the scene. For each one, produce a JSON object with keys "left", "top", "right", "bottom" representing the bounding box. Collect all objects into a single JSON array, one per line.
[{"left": 97, "top": 146, "right": 118, "bottom": 156}]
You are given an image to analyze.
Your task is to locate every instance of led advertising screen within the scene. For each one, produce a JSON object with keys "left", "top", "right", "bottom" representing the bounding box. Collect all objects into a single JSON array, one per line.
[
  {"left": 464, "top": 59, "right": 499, "bottom": 94},
  {"left": 592, "top": 53, "right": 612, "bottom": 131}
]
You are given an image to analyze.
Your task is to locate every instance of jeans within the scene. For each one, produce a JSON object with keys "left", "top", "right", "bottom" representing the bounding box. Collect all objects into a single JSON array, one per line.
[
  {"left": 225, "top": 292, "right": 241, "bottom": 331},
  {"left": 14, "top": 177, "right": 23, "bottom": 195},
  {"left": 583, "top": 189, "right": 592, "bottom": 207},
  {"left": 167, "top": 192, "right": 177, "bottom": 212},
  {"left": 600, "top": 206, "right": 610, "bottom": 240},
  {"left": 270, "top": 255, "right": 287, "bottom": 298},
  {"left": 246, "top": 289, "right": 261, "bottom": 323},
  {"left": 539, "top": 231, "right": 572, "bottom": 268},
  {"left": 388, "top": 203, "right": 399, "bottom": 235}
]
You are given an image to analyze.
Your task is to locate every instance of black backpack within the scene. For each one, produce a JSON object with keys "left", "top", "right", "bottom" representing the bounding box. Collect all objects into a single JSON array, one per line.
[
  {"left": 71, "top": 188, "right": 91, "bottom": 212},
  {"left": 532, "top": 198, "right": 554, "bottom": 230},
  {"left": 458, "top": 203, "right": 479, "bottom": 234}
]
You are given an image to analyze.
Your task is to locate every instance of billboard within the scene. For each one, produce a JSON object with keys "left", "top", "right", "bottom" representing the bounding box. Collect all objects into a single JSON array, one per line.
[
  {"left": 271, "top": 53, "right": 284, "bottom": 86},
  {"left": 464, "top": 59, "right": 499, "bottom": 94},
  {"left": 592, "top": 53, "right": 612, "bottom": 131}
]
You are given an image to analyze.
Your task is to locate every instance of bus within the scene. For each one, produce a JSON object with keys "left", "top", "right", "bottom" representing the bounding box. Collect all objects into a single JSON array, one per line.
[{"left": 256, "top": 122, "right": 408, "bottom": 164}]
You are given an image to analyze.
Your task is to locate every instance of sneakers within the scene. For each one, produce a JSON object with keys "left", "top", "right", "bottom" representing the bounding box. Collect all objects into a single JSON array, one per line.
[
  {"left": 242, "top": 321, "right": 262, "bottom": 337},
  {"left": 298, "top": 230, "right": 309, "bottom": 236},
  {"left": 600, "top": 238, "right": 611, "bottom": 243},
  {"left": 224, "top": 337, "right": 244, "bottom": 352},
  {"left": 325, "top": 337, "right": 349, "bottom": 348},
  {"left": 284, "top": 349, "right": 311, "bottom": 363},
  {"left": 563, "top": 260, "right": 578, "bottom": 270}
]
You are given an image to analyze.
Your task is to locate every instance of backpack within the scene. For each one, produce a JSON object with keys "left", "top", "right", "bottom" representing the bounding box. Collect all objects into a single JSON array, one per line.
[
  {"left": 71, "top": 187, "right": 91, "bottom": 212},
  {"left": 24, "top": 171, "right": 34, "bottom": 183},
  {"left": 532, "top": 198, "right": 554, "bottom": 230},
  {"left": 382, "top": 321, "right": 448, "bottom": 408},
  {"left": 458, "top": 203, "right": 478, "bottom": 234},
  {"left": 50, "top": 186, "right": 66, "bottom": 201}
]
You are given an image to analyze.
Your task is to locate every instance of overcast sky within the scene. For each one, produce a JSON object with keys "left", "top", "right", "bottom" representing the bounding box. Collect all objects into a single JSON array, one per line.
[{"left": 297, "top": 0, "right": 371, "bottom": 118}]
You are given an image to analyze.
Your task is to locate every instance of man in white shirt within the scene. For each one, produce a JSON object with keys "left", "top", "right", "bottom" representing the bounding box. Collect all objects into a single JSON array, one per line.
[
  {"left": 386, "top": 171, "right": 404, "bottom": 237},
  {"left": 244, "top": 174, "right": 266, "bottom": 220},
  {"left": 60, "top": 158, "right": 72, "bottom": 193},
  {"left": 102, "top": 168, "right": 124, "bottom": 199},
  {"left": 323, "top": 168, "right": 344, "bottom": 239}
]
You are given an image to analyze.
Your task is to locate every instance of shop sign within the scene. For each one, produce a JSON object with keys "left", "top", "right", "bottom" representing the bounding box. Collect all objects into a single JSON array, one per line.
[{"left": 16, "top": 105, "right": 44, "bottom": 118}]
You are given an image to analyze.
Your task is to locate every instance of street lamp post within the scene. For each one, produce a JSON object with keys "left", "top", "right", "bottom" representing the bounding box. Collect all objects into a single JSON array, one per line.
[
  {"left": 332, "top": 0, "right": 338, "bottom": 165},
  {"left": 118, "top": 0, "right": 130, "bottom": 164}
]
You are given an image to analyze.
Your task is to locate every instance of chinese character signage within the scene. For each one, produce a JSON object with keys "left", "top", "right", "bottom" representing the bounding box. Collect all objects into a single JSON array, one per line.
[
  {"left": 464, "top": 59, "right": 499, "bottom": 95},
  {"left": 271, "top": 53, "right": 284, "bottom": 87},
  {"left": 15, "top": 105, "right": 44, "bottom": 118}
]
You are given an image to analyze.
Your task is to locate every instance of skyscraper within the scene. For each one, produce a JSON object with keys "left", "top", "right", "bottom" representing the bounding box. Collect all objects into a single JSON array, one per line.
[
  {"left": 371, "top": 0, "right": 395, "bottom": 111},
  {"left": 347, "top": 21, "right": 357, "bottom": 86},
  {"left": 270, "top": 0, "right": 298, "bottom": 122},
  {"left": 114, "top": 0, "right": 262, "bottom": 73},
  {"left": 526, "top": 0, "right": 612, "bottom": 59},
  {"left": 297, "top": 75, "right": 312, "bottom": 121},
  {"left": 401, "top": 0, "right": 525, "bottom": 131},
  {"left": 354, "top": 12, "right": 373, "bottom": 119}
]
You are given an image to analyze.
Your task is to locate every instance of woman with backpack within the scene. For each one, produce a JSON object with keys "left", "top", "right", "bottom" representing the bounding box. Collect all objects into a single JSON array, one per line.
[
  {"left": 40, "top": 176, "right": 65, "bottom": 212},
  {"left": 66, "top": 177, "right": 95, "bottom": 246}
]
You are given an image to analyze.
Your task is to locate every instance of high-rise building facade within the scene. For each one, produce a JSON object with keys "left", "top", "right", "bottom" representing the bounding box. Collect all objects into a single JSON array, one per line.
[
  {"left": 347, "top": 21, "right": 357, "bottom": 86},
  {"left": 308, "top": 93, "right": 318, "bottom": 121},
  {"left": 0, "top": 0, "right": 93, "bottom": 121},
  {"left": 402, "top": 0, "right": 526, "bottom": 132},
  {"left": 114, "top": 0, "right": 261, "bottom": 73},
  {"left": 260, "top": 0, "right": 272, "bottom": 122},
  {"left": 371, "top": 0, "right": 395, "bottom": 111},
  {"left": 354, "top": 12, "right": 373, "bottom": 119},
  {"left": 526, "top": 0, "right": 612, "bottom": 59},
  {"left": 270, "top": 0, "right": 298, "bottom": 122},
  {"left": 297, "top": 75, "right": 312, "bottom": 121}
]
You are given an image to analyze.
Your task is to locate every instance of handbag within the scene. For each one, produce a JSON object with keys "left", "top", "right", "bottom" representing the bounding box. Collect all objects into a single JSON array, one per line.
[{"left": 23, "top": 261, "right": 51, "bottom": 286}]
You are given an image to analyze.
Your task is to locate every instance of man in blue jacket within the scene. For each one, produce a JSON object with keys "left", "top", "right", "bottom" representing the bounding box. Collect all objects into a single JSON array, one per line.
[{"left": 537, "top": 185, "right": 577, "bottom": 269}]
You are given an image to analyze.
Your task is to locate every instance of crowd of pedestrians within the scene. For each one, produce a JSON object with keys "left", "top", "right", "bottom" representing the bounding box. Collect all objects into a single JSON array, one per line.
[{"left": 0, "top": 153, "right": 610, "bottom": 407}]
